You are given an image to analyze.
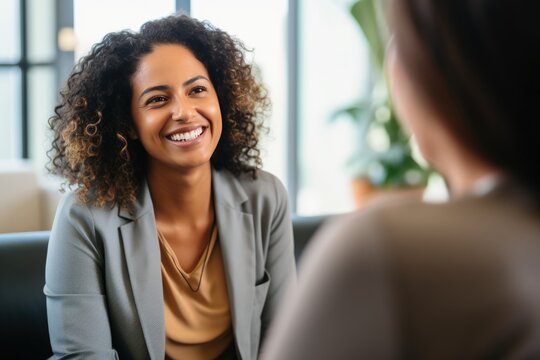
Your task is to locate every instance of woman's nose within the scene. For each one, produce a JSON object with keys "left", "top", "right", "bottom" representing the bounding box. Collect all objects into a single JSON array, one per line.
[{"left": 171, "top": 96, "right": 195, "bottom": 122}]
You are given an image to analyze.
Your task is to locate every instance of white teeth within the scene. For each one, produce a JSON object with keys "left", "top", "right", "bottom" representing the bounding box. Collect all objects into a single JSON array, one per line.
[{"left": 169, "top": 127, "right": 204, "bottom": 142}]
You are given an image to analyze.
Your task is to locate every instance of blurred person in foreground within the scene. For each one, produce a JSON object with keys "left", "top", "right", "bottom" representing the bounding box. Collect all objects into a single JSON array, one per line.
[
  {"left": 45, "top": 13, "right": 295, "bottom": 359},
  {"left": 262, "top": 0, "right": 540, "bottom": 358}
]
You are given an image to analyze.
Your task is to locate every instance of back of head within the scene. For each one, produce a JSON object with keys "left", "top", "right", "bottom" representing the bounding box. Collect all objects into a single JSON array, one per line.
[{"left": 390, "top": 0, "right": 540, "bottom": 199}]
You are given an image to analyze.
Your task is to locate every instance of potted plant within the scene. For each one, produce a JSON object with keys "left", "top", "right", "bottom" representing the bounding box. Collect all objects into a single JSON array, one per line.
[{"left": 332, "top": 0, "right": 432, "bottom": 207}]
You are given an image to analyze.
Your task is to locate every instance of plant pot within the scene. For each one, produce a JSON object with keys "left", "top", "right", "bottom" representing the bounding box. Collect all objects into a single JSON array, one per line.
[{"left": 351, "top": 177, "right": 425, "bottom": 209}]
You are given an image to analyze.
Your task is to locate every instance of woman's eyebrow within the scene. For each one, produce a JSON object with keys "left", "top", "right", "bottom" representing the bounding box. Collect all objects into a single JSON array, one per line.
[
  {"left": 183, "top": 75, "right": 209, "bottom": 87},
  {"left": 138, "top": 85, "right": 170, "bottom": 100}
]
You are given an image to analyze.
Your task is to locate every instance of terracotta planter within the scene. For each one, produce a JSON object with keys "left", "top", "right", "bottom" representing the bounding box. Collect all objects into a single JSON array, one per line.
[{"left": 351, "top": 177, "right": 425, "bottom": 209}]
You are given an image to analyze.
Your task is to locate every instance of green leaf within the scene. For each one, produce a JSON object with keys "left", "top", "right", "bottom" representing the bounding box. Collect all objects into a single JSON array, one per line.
[
  {"left": 350, "top": 0, "right": 387, "bottom": 69},
  {"left": 332, "top": 0, "right": 434, "bottom": 187}
]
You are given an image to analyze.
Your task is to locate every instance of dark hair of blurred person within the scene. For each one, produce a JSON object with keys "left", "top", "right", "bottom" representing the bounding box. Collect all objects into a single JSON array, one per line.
[{"left": 392, "top": 0, "right": 540, "bottom": 199}]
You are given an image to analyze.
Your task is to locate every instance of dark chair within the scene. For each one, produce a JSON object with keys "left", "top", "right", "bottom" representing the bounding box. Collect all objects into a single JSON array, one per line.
[
  {"left": 0, "top": 231, "right": 52, "bottom": 359},
  {"left": 291, "top": 215, "right": 330, "bottom": 261},
  {"left": 0, "top": 215, "right": 329, "bottom": 359}
]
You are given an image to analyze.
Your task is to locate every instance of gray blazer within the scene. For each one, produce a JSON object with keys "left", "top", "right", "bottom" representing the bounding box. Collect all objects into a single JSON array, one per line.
[
  {"left": 45, "top": 168, "right": 295, "bottom": 360},
  {"left": 263, "top": 181, "right": 540, "bottom": 359}
]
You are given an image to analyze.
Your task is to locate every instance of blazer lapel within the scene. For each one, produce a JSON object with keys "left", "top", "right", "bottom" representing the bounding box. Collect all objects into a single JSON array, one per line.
[
  {"left": 213, "top": 169, "right": 256, "bottom": 360},
  {"left": 118, "top": 181, "right": 165, "bottom": 360}
]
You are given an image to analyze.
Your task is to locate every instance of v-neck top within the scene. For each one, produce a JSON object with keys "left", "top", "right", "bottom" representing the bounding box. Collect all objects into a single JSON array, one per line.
[{"left": 158, "top": 224, "right": 234, "bottom": 359}]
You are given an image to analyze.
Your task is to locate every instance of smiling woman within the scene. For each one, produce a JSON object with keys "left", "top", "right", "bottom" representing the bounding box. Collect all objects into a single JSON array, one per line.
[
  {"left": 45, "top": 14, "right": 295, "bottom": 360},
  {"left": 130, "top": 45, "right": 223, "bottom": 173}
]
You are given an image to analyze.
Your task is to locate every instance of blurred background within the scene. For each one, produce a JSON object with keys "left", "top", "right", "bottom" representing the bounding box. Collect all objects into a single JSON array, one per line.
[{"left": 0, "top": 0, "right": 444, "bottom": 233}]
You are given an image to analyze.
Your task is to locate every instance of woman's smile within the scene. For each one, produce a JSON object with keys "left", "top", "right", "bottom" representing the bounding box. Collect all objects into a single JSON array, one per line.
[{"left": 165, "top": 125, "right": 208, "bottom": 146}]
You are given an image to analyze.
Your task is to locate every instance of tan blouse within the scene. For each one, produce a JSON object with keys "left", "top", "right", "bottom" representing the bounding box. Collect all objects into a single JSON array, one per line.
[{"left": 158, "top": 225, "right": 234, "bottom": 359}]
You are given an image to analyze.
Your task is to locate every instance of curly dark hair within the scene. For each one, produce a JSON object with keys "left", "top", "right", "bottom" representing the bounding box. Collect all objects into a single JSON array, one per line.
[{"left": 48, "top": 13, "right": 269, "bottom": 209}]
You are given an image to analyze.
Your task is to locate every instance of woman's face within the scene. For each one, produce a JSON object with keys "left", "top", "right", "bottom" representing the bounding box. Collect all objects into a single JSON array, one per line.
[
  {"left": 386, "top": 43, "right": 439, "bottom": 166},
  {"left": 130, "top": 44, "right": 222, "bottom": 173}
]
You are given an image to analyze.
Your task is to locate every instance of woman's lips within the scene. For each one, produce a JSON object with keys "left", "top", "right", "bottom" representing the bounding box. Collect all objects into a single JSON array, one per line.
[{"left": 165, "top": 125, "right": 207, "bottom": 145}]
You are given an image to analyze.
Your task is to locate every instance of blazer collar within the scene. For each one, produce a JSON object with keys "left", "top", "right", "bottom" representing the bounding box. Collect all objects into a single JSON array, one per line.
[{"left": 212, "top": 167, "right": 249, "bottom": 208}]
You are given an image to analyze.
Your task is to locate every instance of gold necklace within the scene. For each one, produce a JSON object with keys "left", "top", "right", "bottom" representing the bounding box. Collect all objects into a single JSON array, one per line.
[
  {"left": 181, "top": 226, "right": 213, "bottom": 292},
  {"left": 159, "top": 222, "right": 215, "bottom": 293}
]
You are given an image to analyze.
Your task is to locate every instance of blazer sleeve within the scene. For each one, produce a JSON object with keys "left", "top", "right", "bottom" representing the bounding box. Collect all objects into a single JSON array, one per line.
[
  {"left": 260, "top": 176, "right": 296, "bottom": 339},
  {"left": 44, "top": 194, "right": 119, "bottom": 359},
  {"left": 261, "top": 212, "right": 399, "bottom": 360}
]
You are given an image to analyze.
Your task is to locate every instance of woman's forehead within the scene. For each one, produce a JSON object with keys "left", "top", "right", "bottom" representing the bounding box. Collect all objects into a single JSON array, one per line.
[{"left": 131, "top": 44, "right": 209, "bottom": 87}]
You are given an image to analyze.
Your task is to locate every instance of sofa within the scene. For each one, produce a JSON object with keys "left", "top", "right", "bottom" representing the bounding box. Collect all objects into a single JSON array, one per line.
[
  {"left": 0, "top": 160, "right": 62, "bottom": 234},
  {"left": 0, "top": 215, "right": 328, "bottom": 358}
]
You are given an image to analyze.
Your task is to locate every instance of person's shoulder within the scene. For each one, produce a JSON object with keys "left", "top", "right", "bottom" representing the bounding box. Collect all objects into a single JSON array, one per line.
[
  {"left": 325, "top": 194, "right": 426, "bottom": 234},
  {"left": 236, "top": 168, "right": 282, "bottom": 185},
  {"left": 55, "top": 188, "right": 121, "bottom": 222},
  {"left": 55, "top": 190, "right": 89, "bottom": 216},
  {"left": 317, "top": 192, "right": 530, "bottom": 271},
  {"left": 50, "top": 190, "right": 94, "bottom": 238},
  {"left": 298, "top": 198, "right": 450, "bottom": 285},
  {"left": 363, "top": 190, "right": 532, "bottom": 242},
  {"left": 306, "top": 196, "right": 454, "bottom": 259},
  {"left": 231, "top": 168, "right": 287, "bottom": 199}
]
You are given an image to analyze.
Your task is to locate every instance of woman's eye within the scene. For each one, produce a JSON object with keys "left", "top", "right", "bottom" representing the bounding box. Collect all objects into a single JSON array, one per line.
[
  {"left": 147, "top": 95, "right": 167, "bottom": 105},
  {"left": 190, "top": 86, "right": 206, "bottom": 95}
]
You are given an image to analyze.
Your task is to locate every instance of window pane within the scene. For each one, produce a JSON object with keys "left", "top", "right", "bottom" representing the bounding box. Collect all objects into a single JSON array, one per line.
[
  {"left": 191, "top": 0, "right": 288, "bottom": 184},
  {"left": 28, "top": 66, "right": 55, "bottom": 172},
  {"left": 297, "top": 0, "right": 370, "bottom": 215},
  {"left": 0, "top": 0, "right": 21, "bottom": 63},
  {"left": 28, "top": 0, "right": 56, "bottom": 63},
  {"left": 74, "top": 0, "right": 175, "bottom": 60},
  {"left": 0, "top": 68, "right": 22, "bottom": 159}
]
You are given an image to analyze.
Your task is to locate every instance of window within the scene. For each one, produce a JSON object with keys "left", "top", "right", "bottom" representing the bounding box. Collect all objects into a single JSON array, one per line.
[
  {"left": 296, "top": 0, "right": 370, "bottom": 214},
  {"left": 0, "top": 68, "right": 21, "bottom": 159},
  {"left": 73, "top": 0, "right": 176, "bottom": 60},
  {"left": 0, "top": 0, "right": 56, "bottom": 167},
  {"left": 191, "top": 0, "right": 289, "bottom": 186}
]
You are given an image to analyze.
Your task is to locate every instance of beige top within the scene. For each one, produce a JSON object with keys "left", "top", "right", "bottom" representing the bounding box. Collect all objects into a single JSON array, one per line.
[{"left": 158, "top": 225, "right": 234, "bottom": 360}]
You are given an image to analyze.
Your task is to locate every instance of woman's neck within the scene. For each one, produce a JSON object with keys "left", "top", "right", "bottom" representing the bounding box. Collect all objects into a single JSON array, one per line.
[
  {"left": 146, "top": 162, "right": 213, "bottom": 225},
  {"left": 440, "top": 144, "right": 500, "bottom": 198}
]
